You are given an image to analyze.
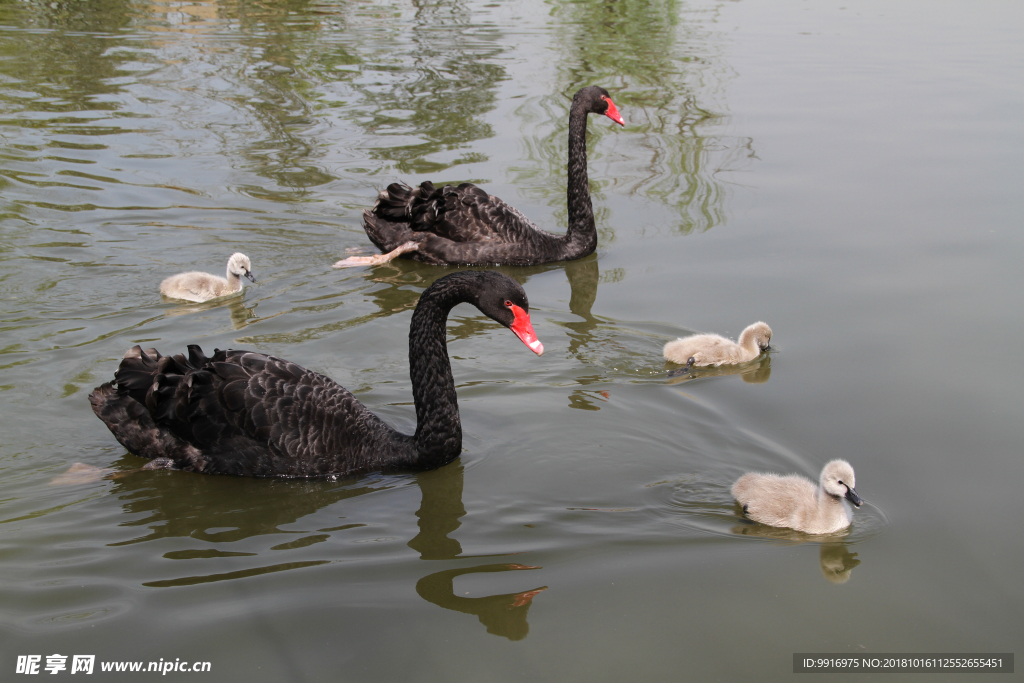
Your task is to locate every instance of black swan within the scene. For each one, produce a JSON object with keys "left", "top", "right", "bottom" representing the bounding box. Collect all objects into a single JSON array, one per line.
[
  {"left": 89, "top": 271, "right": 544, "bottom": 478},
  {"left": 333, "top": 85, "right": 624, "bottom": 268}
]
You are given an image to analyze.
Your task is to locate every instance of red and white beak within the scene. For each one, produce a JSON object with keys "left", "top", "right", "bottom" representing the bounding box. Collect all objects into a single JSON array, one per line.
[
  {"left": 508, "top": 304, "right": 544, "bottom": 355},
  {"left": 602, "top": 96, "right": 625, "bottom": 126}
]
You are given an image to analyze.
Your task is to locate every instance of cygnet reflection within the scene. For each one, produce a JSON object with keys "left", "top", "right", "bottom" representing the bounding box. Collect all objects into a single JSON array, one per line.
[
  {"left": 667, "top": 354, "right": 772, "bottom": 385},
  {"left": 730, "top": 521, "right": 865, "bottom": 584},
  {"left": 161, "top": 295, "right": 258, "bottom": 330}
]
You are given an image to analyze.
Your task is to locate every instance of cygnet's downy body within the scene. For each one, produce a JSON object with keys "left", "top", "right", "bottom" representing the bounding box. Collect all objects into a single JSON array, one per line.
[
  {"left": 732, "top": 459, "right": 862, "bottom": 535},
  {"left": 160, "top": 253, "right": 255, "bottom": 303},
  {"left": 663, "top": 321, "right": 771, "bottom": 371}
]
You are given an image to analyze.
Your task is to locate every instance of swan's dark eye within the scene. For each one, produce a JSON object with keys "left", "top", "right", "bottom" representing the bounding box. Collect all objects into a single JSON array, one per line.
[{"left": 504, "top": 300, "right": 512, "bottom": 307}]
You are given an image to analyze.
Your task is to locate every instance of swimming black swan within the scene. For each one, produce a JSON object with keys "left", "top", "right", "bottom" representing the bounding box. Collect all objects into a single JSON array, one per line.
[
  {"left": 89, "top": 271, "right": 544, "bottom": 478},
  {"left": 333, "top": 85, "right": 624, "bottom": 268}
]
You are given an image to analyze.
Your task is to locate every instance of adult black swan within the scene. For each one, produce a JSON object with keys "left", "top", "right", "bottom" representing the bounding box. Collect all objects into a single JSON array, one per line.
[
  {"left": 333, "top": 85, "right": 624, "bottom": 268},
  {"left": 89, "top": 271, "right": 544, "bottom": 478}
]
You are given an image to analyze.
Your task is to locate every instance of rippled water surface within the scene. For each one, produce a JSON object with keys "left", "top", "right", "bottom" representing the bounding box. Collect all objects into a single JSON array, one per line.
[{"left": 2, "top": 0, "right": 1022, "bottom": 680}]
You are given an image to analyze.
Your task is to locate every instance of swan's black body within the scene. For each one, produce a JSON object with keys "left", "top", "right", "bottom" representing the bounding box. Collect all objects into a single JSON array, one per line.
[
  {"left": 356, "top": 86, "right": 624, "bottom": 266},
  {"left": 89, "top": 271, "right": 542, "bottom": 478}
]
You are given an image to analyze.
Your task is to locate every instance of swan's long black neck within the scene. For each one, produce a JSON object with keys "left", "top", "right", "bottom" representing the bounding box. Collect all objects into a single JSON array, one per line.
[
  {"left": 407, "top": 277, "right": 470, "bottom": 470},
  {"left": 562, "top": 93, "right": 598, "bottom": 259}
]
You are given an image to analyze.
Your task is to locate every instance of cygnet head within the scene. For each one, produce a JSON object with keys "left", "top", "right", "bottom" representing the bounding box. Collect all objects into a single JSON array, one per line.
[
  {"left": 820, "top": 459, "right": 862, "bottom": 508},
  {"left": 227, "top": 253, "right": 255, "bottom": 282},
  {"left": 738, "top": 321, "right": 772, "bottom": 353}
]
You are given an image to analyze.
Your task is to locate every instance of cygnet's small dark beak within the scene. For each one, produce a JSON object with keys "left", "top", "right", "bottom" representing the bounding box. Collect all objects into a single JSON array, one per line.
[
  {"left": 845, "top": 486, "right": 862, "bottom": 508},
  {"left": 245, "top": 270, "right": 255, "bottom": 283}
]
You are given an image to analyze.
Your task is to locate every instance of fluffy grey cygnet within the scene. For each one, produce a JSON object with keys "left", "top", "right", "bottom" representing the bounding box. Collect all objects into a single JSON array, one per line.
[
  {"left": 159, "top": 253, "right": 255, "bottom": 303},
  {"left": 732, "top": 459, "right": 863, "bottom": 534},
  {"left": 663, "top": 321, "right": 771, "bottom": 371}
]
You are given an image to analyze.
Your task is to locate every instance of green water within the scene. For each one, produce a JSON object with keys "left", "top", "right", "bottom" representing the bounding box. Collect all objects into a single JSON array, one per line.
[{"left": 1, "top": 0, "right": 1021, "bottom": 680}]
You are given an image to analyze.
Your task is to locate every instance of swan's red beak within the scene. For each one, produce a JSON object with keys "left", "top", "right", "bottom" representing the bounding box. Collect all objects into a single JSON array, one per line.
[
  {"left": 509, "top": 304, "right": 544, "bottom": 355},
  {"left": 602, "top": 96, "right": 625, "bottom": 126}
]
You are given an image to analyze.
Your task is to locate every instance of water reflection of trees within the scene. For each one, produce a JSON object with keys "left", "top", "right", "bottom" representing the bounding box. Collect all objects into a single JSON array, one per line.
[
  {"left": 0, "top": 0, "right": 344, "bottom": 204},
  {"left": 344, "top": 0, "right": 506, "bottom": 177},
  {"left": 513, "top": 0, "right": 753, "bottom": 234},
  {"left": 0, "top": 1, "right": 138, "bottom": 113},
  {"left": 1, "top": 0, "right": 750, "bottom": 223},
  {"left": 196, "top": 0, "right": 509, "bottom": 188},
  {"left": 145, "top": 0, "right": 353, "bottom": 195},
  {"left": 0, "top": 1, "right": 147, "bottom": 225}
]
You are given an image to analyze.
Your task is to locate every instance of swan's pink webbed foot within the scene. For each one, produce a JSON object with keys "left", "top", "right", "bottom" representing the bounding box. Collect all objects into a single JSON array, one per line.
[
  {"left": 49, "top": 463, "right": 114, "bottom": 485},
  {"left": 332, "top": 241, "right": 419, "bottom": 268}
]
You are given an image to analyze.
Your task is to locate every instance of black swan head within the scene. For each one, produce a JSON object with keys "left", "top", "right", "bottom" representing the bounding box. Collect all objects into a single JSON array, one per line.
[
  {"left": 457, "top": 271, "right": 544, "bottom": 355},
  {"left": 575, "top": 85, "right": 625, "bottom": 126}
]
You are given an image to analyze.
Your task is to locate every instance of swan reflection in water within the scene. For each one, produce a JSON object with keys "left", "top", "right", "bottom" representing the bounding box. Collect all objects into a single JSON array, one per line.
[
  {"left": 730, "top": 520, "right": 862, "bottom": 584},
  {"left": 818, "top": 543, "right": 861, "bottom": 584},
  {"left": 410, "top": 464, "right": 548, "bottom": 641},
  {"left": 666, "top": 354, "right": 772, "bottom": 385},
  {"left": 416, "top": 564, "right": 545, "bottom": 641},
  {"left": 61, "top": 455, "right": 545, "bottom": 639},
  {"left": 161, "top": 294, "right": 259, "bottom": 331}
]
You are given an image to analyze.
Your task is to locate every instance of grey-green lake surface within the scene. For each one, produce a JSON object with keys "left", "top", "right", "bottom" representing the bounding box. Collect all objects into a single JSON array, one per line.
[{"left": 1, "top": 0, "right": 1021, "bottom": 680}]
